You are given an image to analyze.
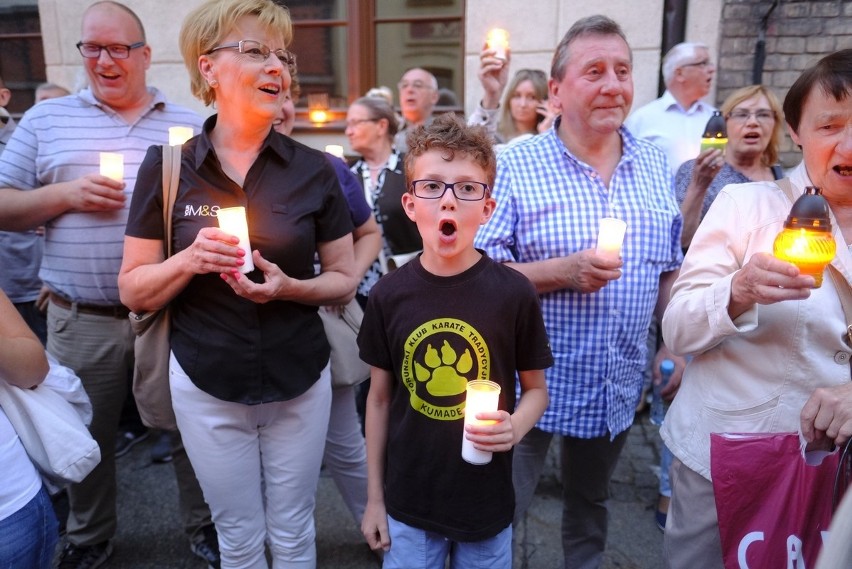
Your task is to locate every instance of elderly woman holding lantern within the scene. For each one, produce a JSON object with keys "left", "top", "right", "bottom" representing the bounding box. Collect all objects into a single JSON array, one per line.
[
  {"left": 118, "top": 0, "right": 358, "bottom": 566},
  {"left": 660, "top": 49, "right": 852, "bottom": 569}
]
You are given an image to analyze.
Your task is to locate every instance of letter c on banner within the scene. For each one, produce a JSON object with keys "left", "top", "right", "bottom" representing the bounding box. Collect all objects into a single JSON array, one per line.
[{"left": 738, "top": 531, "right": 764, "bottom": 569}]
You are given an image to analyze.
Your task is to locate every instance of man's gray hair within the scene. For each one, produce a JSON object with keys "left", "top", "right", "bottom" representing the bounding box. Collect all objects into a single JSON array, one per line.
[{"left": 661, "top": 42, "right": 708, "bottom": 84}]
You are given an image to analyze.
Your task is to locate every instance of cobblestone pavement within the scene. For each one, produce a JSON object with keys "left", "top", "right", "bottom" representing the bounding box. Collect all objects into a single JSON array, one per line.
[{"left": 76, "top": 411, "right": 665, "bottom": 568}]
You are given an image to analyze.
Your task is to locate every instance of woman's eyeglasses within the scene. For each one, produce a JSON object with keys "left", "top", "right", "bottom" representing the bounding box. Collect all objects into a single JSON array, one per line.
[
  {"left": 205, "top": 40, "right": 296, "bottom": 68},
  {"left": 727, "top": 110, "right": 776, "bottom": 124}
]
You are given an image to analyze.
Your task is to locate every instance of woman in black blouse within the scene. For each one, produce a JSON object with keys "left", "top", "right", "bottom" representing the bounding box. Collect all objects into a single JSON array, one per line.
[{"left": 118, "top": 0, "right": 357, "bottom": 565}]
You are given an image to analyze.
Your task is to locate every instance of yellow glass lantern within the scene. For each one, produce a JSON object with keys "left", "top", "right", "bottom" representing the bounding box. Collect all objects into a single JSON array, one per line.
[
  {"left": 773, "top": 186, "right": 836, "bottom": 287},
  {"left": 700, "top": 110, "right": 728, "bottom": 153}
]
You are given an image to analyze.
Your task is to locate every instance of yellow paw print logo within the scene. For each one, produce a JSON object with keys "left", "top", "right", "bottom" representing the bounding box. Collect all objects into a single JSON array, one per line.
[{"left": 414, "top": 340, "right": 473, "bottom": 397}]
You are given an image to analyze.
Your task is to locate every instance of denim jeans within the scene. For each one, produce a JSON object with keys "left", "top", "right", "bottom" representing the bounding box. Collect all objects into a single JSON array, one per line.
[
  {"left": 0, "top": 485, "right": 59, "bottom": 569},
  {"left": 383, "top": 515, "right": 511, "bottom": 569}
]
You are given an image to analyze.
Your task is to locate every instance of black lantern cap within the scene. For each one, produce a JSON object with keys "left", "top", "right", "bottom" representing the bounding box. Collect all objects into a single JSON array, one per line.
[
  {"left": 702, "top": 110, "right": 727, "bottom": 139},
  {"left": 784, "top": 186, "right": 832, "bottom": 232}
]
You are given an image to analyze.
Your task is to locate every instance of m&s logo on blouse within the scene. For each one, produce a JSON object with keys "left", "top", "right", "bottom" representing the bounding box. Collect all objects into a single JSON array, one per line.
[
  {"left": 184, "top": 204, "right": 221, "bottom": 217},
  {"left": 401, "top": 318, "right": 491, "bottom": 421}
]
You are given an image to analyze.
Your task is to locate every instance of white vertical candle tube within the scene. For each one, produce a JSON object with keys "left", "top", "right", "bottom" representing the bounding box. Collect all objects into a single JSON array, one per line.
[
  {"left": 217, "top": 206, "right": 255, "bottom": 273},
  {"left": 168, "top": 126, "right": 194, "bottom": 146},
  {"left": 99, "top": 152, "right": 124, "bottom": 182},
  {"left": 596, "top": 217, "right": 627, "bottom": 260},
  {"left": 486, "top": 28, "right": 509, "bottom": 60},
  {"left": 325, "top": 144, "right": 344, "bottom": 159},
  {"left": 461, "top": 380, "right": 501, "bottom": 465}
]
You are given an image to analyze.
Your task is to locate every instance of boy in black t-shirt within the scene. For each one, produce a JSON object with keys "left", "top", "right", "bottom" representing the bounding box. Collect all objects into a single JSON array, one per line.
[{"left": 358, "top": 113, "right": 552, "bottom": 568}]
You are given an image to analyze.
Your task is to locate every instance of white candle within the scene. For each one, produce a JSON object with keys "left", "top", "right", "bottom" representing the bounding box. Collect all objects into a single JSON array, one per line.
[
  {"left": 596, "top": 217, "right": 627, "bottom": 260},
  {"left": 217, "top": 206, "right": 255, "bottom": 273},
  {"left": 461, "top": 380, "right": 501, "bottom": 465},
  {"left": 325, "top": 144, "right": 344, "bottom": 159},
  {"left": 99, "top": 152, "right": 124, "bottom": 182},
  {"left": 168, "top": 126, "right": 194, "bottom": 146},
  {"left": 486, "top": 28, "right": 509, "bottom": 60}
]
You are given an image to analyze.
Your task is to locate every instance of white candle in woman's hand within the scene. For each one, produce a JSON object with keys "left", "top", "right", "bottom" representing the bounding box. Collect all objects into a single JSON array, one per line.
[
  {"left": 596, "top": 217, "right": 627, "bottom": 260},
  {"left": 217, "top": 206, "right": 254, "bottom": 273}
]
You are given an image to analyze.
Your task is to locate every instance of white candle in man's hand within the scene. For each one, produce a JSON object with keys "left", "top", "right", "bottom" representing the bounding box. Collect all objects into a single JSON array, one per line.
[
  {"left": 596, "top": 217, "right": 627, "bottom": 260},
  {"left": 99, "top": 152, "right": 124, "bottom": 182},
  {"left": 217, "top": 206, "right": 254, "bottom": 273}
]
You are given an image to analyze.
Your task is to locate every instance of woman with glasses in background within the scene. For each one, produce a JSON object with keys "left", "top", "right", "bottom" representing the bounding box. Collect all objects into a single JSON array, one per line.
[
  {"left": 676, "top": 85, "right": 785, "bottom": 249},
  {"left": 118, "top": 0, "right": 358, "bottom": 566}
]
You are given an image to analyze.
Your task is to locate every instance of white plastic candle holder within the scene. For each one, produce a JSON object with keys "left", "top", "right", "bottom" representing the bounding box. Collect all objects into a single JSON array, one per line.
[
  {"left": 217, "top": 206, "right": 254, "bottom": 273},
  {"left": 461, "top": 380, "right": 501, "bottom": 465},
  {"left": 99, "top": 152, "right": 124, "bottom": 182},
  {"left": 596, "top": 217, "right": 627, "bottom": 261}
]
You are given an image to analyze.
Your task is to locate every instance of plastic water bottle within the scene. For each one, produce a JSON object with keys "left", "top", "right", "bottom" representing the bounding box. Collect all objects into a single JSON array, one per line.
[{"left": 651, "top": 359, "right": 675, "bottom": 426}]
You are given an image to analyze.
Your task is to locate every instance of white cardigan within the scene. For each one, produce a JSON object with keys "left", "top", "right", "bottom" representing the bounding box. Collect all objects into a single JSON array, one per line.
[{"left": 661, "top": 163, "right": 852, "bottom": 480}]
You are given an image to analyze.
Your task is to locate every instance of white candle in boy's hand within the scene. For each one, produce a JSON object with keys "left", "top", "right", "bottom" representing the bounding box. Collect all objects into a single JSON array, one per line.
[
  {"left": 168, "top": 126, "right": 194, "bottom": 146},
  {"left": 325, "top": 144, "right": 344, "bottom": 159},
  {"left": 461, "top": 380, "right": 501, "bottom": 465},
  {"left": 99, "top": 152, "right": 124, "bottom": 182},
  {"left": 217, "top": 206, "right": 254, "bottom": 273},
  {"left": 596, "top": 217, "right": 627, "bottom": 261}
]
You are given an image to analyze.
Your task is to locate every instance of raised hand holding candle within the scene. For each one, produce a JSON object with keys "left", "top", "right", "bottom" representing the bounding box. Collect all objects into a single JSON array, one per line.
[
  {"left": 99, "top": 152, "right": 124, "bottom": 182},
  {"left": 217, "top": 206, "right": 255, "bottom": 273},
  {"left": 461, "top": 380, "right": 501, "bottom": 465},
  {"left": 596, "top": 217, "right": 627, "bottom": 260},
  {"left": 486, "top": 28, "right": 509, "bottom": 60},
  {"left": 168, "top": 126, "right": 194, "bottom": 146},
  {"left": 325, "top": 144, "right": 344, "bottom": 159}
]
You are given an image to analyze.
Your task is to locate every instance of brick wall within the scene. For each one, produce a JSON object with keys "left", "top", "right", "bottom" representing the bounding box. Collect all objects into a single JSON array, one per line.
[{"left": 715, "top": 0, "right": 852, "bottom": 168}]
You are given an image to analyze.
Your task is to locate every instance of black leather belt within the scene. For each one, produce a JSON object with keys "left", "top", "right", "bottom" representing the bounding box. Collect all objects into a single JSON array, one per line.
[{"left": 49, "top": 292, "right": 130, "bottom": 319}]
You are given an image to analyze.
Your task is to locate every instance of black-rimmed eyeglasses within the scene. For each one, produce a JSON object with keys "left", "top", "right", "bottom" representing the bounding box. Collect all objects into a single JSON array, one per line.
[
  {"left": 76, "top": 41, "right": 145, "bottom": 59},
  {"left": 205, "top": 40, "right": 296, "bottom": 68},
  {"left": 410, "top": 180, "right": 489, "bottom": 201}
]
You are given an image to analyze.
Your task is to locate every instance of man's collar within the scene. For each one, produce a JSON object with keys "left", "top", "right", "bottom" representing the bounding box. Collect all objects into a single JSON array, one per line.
[
  {"left": 662, "top": 90, "right": 711, "bottom": 114},
  {"left": 78, "top": 87, "right": 165, "bottom": 115},
  {"left": 0, "top": 107, "right": 9, "bottom": 125}
]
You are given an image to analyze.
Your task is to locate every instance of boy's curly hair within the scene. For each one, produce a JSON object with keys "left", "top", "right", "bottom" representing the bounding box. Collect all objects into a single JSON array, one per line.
[{"left": 404, "top": 113, "right": 497, "bottom": 191}]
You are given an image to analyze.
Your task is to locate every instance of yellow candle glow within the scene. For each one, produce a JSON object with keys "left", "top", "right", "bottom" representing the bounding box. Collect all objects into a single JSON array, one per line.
[
  {"left": 99, "top": 152, "right": 124, "bottom": 182},
  {"left": 773, "top": 228, "right": 836, "bottom": 288},
  {"left": 309, "top": 109, "right": 329, "bottom": 124},
  {"left": 168, "top": 126, "right": 194, "bottom": 146},
  {"left": 486, "top": 28, "right": 509, "bottom": 60},
  {"left": 325, "top": 145, "right": 344, "bottom": 159},
  {"left": 700, "top": 136, "right": 727, "bottom": 154},
  {"left": 217, "top": 206, "right": 255, "bottom": 274},
  {"left": 461, "top": 380, "right": 501, "bottom": 465},
  {"left": 596, "top": 217, "right": 627, "bottom": 260}
]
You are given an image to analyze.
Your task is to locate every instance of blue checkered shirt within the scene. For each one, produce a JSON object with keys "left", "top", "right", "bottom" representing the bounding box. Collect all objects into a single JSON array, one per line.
[{"left": 475, "top": 120, "right": 683, "bottom": 438}]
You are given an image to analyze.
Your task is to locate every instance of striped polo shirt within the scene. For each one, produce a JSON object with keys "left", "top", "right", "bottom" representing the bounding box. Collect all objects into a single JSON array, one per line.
[{"left": 0, "top": 88, "right": 202, "bottom": 305}]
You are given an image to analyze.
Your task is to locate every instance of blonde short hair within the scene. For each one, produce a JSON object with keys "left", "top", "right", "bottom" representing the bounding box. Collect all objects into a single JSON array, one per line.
[{"left": 179, "top": 0, "right": 292, "bottom": 106}]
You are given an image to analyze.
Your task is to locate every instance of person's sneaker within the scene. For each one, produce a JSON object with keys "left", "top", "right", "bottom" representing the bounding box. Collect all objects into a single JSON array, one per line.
[
  {"left": 150, "top": 430, "right": 173, "bottom": 463},
  {"left": 190, "top": 524, "right": 221, "bottom": 569},
  {"left": 57, "top": 541, "right": 113, "bottom": 569},
  {"left": 115, "top": 429, "right": 149, "bottom": 458}
]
